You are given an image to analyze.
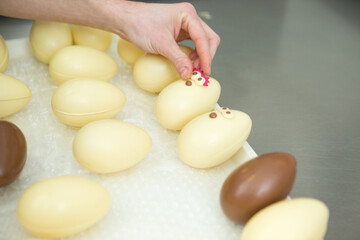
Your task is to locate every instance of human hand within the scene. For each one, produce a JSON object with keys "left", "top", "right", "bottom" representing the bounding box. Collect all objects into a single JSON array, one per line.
[{"left": 105, "top": 1, "right": 220, "bottom": 79}]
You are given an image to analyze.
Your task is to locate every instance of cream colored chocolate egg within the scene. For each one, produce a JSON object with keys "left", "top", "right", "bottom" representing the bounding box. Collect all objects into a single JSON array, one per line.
[
  {"left": 133, "top": 45, "right": 193, "bottom": 93},
  {"left": 49, "top": 45, "right": 118, "bottom": 85},
  {"left": 0, "top": 35, "right": 9, "bottom": 72},
  {"left": 72, "top": 25, "right": 112, "bottom": 51},
  {"left": 29, "top": 21, "right": 72, "bottom": 64},
  {"left": 241, "top": 198, "right": 329, "bottom": 240},
  {"left": 155, "top": 77, "right": 221, "bottom": 131},
  {"left": 51, "top": 78, "right": 126, "bottom": 127},
  {"left": 117, "top": 37, "right": 145, "bottom": 66},
  {"left": 73, "top": 119, "right": 152, "bottom": 173},
  {"left": 0, "top": 73, "right": 32, "bottom": 118},
  {"left": 177, "top": 108, "right": 252, "bottom": 168},
  {"left": 17, "top": 176, "right": 111, "bottom": 238},
  {"left": 178, "top": 45, "right": 194, "bottom": 56}
]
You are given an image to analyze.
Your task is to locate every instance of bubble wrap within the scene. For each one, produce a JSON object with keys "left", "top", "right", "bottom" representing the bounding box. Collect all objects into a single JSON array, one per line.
[{"left": 0, "top": 37, "right": 257, "bottom": 240}]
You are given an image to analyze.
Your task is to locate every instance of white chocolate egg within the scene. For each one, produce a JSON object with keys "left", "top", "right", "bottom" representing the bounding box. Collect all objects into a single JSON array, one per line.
[
  {"left": 17, "top": 176, "right": 111, "bottom": 238},
  {"left": 72, "top": 25, "right": 112, "bottom": 51},
  {"left": 51, "top": 78, "right": 126, "bottom": 127},
  {"left": 117, "top": 37, "right": 145, "bottom": 66},
  {"left": 29, "top": 21, "right": 72, "bottom": 64},
  {"left": 0, "top": 73, "right": 32, "bottom": 118},
  {"left": 73, "top": 119, "right": 152, "bottom": 173},
  {"left": 133, "top": 45, "right": 193, "bottom": 93},
  {"left": 177, "top": 108, "right": 252, "bottom": 168},
  {"left": 178, "top": 45, "right": 194, "bottom": 56},
  {"left": 49, "top": 45, "right": 118, "bottom": 85},
  {"left": 241, "top": 198, "right": 329, "bottom": 240},
  {"left": 133, "top": 53, "right": 179, "bottom": 93},
  {"left": 155, "top": 77, "right": 221, "bottom": 131},
  {"left": 0, "top": 35, "right": 9, "bottom": 72}
]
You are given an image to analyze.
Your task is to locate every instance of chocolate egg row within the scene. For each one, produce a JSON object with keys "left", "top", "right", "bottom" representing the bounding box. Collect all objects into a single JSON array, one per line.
[
  {"left": 29, "top": 21, "right": 113, "bottom": 64},
  {"left": 151, "top": 66, "right": 252, "bottom": 168}
]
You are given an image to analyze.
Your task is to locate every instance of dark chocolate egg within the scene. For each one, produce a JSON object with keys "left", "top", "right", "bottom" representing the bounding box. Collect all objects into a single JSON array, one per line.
[
  {"left": 0, "top": 120, "right": 27, "bottom": 187},
  {"left": 220, "top": 152, "right": 296, "bottom": 225}
]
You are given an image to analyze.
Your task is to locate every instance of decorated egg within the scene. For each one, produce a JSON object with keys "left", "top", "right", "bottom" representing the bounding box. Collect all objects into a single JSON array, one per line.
[
  {"left": 0, "top": 73, "right": 32, "bottom": 118},
  {"left": 0, "top": 121, "right": 27, "bottom": 187},
  {"left": 51, "top": 78, "right": 126, "bottom": 127},
  {"left": 49, "top": 45, "right": 118, "bottom": 85},
  {"left": 72, "top": 25, "right": 112, "bottom": 51},
  {"left": 73, "top": 119, "right": 152, "bottom": 173},
  {"left": 220, "top": 152, "right": 297, "bottom": 225},
  {"left": 155, "top": 69, "right": 221, "bottom": 130},
  {"left": 17, "top": 176, "right": 111, "bottom": 238},
  {"left": 117, "top": 37, "right": 145, "bottom": 65},
  {"left": 177, "top": 108, "right": 252, "bottom": 168},
  {"left": 241, "top": 198, "right": 329, "bottom": 240},
  {"left": 133, "top": 45, "right": 193, "bottom": 93},
  {"left": 29, "top": 21, "right": 72, "bottom": 64},
  {"left": 0, "top": 35, "right": 9, "bottom": 72}
]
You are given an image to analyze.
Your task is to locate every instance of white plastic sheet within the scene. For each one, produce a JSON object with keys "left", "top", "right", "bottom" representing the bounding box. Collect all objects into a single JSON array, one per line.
[{"left": 0, "top": 37, "right": 257, "bottom": 240}]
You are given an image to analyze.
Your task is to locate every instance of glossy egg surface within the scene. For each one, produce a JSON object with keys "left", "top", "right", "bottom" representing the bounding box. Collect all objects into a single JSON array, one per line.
[
  {"left": 220, "top": 152, "right": 297, "bottom": 225},
  {"left": 17, "top": 176, "right": 112, "bottom": 238}
]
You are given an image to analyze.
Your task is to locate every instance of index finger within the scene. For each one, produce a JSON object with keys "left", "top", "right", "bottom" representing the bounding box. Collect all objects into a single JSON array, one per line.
[{"left": 185, "top": 16, "right": 212, "bottom": 75}]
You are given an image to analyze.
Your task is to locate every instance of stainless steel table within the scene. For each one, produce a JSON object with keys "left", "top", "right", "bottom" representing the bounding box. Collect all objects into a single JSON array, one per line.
[{"left": 1, "top": 0, "right": 359, "bottom": 239}]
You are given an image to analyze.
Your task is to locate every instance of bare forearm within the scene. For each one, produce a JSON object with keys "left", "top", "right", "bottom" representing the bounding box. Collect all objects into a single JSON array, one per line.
[{"left": 0, "top": 0, "right": 127, "bottom": 33}]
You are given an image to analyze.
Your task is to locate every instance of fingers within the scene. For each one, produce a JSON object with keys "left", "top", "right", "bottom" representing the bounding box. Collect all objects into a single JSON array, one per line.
[
  {"left": 188, "top": 20, "right": 220, "bottom": 73},
  {"left": 186, "top": 19, "right": 212, "bottom": 75},
  {"left": 179, "top": 3, "right": 220, "bottom": 75},
  {"left": 159, "top": 37, "right": 193, "bottom": 80},
  {"left": 199, "top": 18, "right": 220, "bottom": 60}
]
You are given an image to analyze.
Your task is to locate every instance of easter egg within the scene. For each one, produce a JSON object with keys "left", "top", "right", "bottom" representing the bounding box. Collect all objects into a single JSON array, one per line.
[
  {"left": 220, "top": 152, "right": 297, "bottom": 225},
  {"left": 178, "top": 45, "right": 194, "bottom": 56},
  {"left": 0, "top": 121, "right": 27, "bottom": 187},
  {"left": 17, "top": 176, "right": 111, "bottom": 238},
  {"left": 49, "top": 45, "right": 118, "bottom": 85},
  {"left": 177, "top": 108, "right": 252, "bottom": 168},
  {"left": 0, "top": 35, "right": 9, "bottom": 72},
  {"left": 29, "top": 21, "right": 72, "bottom": 64},
  {"left": 241, "top": 198, "right": 329, "bottom": 240},
  {"left": 73, "top": 119, "right": 152, "bottom": 173},
  {"left": 133, "top": 45, "right": 193, "bottom": 93},
  {"left": 117, "top": 37, "right": 145, "bottom": 66},
  {"left": 51, "top": 78, "right": 126, "bottom": 127},
  {"left": 72, "top": 25, "right": 112, "bottom": 51},
  {"left": 0, "top": 73, "right": 32, "bottom": 118},
  {"left": 155, "top": 70, "right": 221, "bottom": 130}
]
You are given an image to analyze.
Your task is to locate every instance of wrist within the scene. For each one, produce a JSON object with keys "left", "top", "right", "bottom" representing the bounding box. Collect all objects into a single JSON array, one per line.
[{"left": 101, "top": 0, "right": 145, "bottom": 39}]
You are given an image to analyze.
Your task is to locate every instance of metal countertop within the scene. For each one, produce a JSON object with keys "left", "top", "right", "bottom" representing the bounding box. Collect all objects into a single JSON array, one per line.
[{"left": 1, "top": 0, "right": 359, "bottom": 239}]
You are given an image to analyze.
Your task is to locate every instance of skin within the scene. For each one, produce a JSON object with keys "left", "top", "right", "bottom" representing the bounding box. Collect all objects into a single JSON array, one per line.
[{"left": 0, "top": 0, "right": 220, "bottom": 79}]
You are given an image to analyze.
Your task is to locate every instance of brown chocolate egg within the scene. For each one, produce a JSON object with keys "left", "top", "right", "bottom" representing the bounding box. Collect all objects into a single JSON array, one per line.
[
  {"left": 220, "top": 152, "right": 296, "bottom": 225},
  {"left": 0, "top": 121, "right": 27, "bottom": 187}
]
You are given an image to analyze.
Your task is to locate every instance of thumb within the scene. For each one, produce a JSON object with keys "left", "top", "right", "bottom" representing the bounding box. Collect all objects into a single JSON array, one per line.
[{"left": 160, "top": 40, "right": 193, "bottom": 80}]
